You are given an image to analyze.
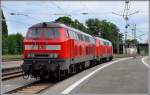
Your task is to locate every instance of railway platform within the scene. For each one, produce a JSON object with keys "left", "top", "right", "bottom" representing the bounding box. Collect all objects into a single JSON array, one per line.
[
  {"left": 2, "top": 60, "right": 23, "bottom": 69},
  {"left": 71, "top": 57, "right": 148, "bottom": 94},
  {"left": 42, "top": 56, "right": 148, "bottom": 94}
]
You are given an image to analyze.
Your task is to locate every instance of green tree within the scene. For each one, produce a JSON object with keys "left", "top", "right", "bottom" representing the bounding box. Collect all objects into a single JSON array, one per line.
[
  {"left": 55, "top": 16, "right": 87, "bottom": 32},
  {"left": 1, "top": 10, "right": 8, "bottom": 37},
  {"left": 3, "top": 33, "right": 24, "bottom": 55},
  {"left": 71, "top": 19, "right": 87, "bottom": 32},
  {"left": 7, "top": 34, "right": 16, "bottom": 54},
  {"left": 55, "top": 16, "right": 73, "bottom": 26},
  {"left": 85, "top": 18, "right": 101, "bottom": 36},
  {"left": 1, "top": 10, "right": 8, "bottom": 54},
  {"left": 15, "top": 33, "right": 24, "bottom": 54},
  {"left": 2, "top": 36, "right": 8, "bottom": 54}
]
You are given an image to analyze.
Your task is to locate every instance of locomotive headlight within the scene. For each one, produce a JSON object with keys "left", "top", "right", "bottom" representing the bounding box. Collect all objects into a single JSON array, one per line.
[
  {"left": 49, "top": 54, "right": 53, "bottom": 58},
  {"left": 49, "top": 53, "right": 58, "bottom": 58},
  {"left": 28, "top": 53, "right": 34, "bottom": 57},
  {"left": 53, "top": 53, "right": 58, "bottom": 58}
]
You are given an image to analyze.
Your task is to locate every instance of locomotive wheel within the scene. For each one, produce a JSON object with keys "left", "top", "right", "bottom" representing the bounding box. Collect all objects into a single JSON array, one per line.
[
  {"left": 105, "top": 57, "right": 108, "bottom": 62},
  {"left": 65, "top": 70, "right": 69, "bottom": 77},
  {"left": 107, "top": 57, "right": 110, "bottom": 62},
  {"left": 81, "top": 63, "right": 85, "bottom": 70},
  {"left": 63, "top": 70, "right": 69, "bottom": 78},
  {"left": 51, "top": 67, "right": 61, "bottom": 82},
  {"left": 56, "top": 68, "right": 61, "bottom": 81},
  {"left": 90, "top": 61, "right": 94, "bottom": 67},
  {"left": 109, "top": 56, "right": 113, "bottom": 61},
  {"left": 99, "top": 59, "right": 102, "bottom": 64},
  {"left": 73, "top": 64, "right": 77, "bottom": 74},
  {"left": 69, "top": 65, "right": 73, "bottom": 75},
  {"left": 69, "top": 64, "right": 76, "bottom": 75},
  {"left": 94, "top": 61, "right": 97, "bottom": 66},
  {"left": 69, "top": 64, "right": 77, "bottom": 75},
  {"left": 39, "top": 71, "right": 47, "bottom": 80},
  {"left": 76, "top": 63, "right": 82, "bottom": 73},
  {"left": 52, "top": 70, "right": 60, "bottom": 82},
  {"left": 76, "top": 64, "right": 79, "bottom": 72},
  {"left": 103, "top": 58, "right": 106, "bottom": 62},
  {"left": 79, "top": 63, "right": 83, "bottom": 72}
]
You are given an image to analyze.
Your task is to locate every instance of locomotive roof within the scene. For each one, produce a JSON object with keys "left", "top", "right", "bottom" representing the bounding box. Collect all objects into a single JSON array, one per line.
[
  {"left": 30, "top": 22, "right": 111, "bottom": 44},
  {"left": 30, "top": 22, "right": 66, "bottom": 28},
  {"left": 30, "top": 22, "right": 93, "bottom": 38}
]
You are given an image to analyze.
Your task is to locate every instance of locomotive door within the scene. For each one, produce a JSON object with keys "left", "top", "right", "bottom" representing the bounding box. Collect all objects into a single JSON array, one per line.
[
  {"left": 68, "top": 30, "right": 74, "bottom": 64},
  {"left": 70, "top": 40, "right": 75, "bottom": 65}
]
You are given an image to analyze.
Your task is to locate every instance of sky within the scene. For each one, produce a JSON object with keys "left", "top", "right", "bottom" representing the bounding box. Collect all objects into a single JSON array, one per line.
[{"left": 1, "top": 1, "right": 149, "bottom": 43}]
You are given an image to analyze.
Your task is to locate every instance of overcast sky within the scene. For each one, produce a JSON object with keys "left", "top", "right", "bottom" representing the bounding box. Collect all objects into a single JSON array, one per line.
[{"left": 1, "top": 1, "right": 149, "bottom": 43}]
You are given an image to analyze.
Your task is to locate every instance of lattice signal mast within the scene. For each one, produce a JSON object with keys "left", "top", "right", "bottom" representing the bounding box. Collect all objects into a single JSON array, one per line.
[{"left": 112, "top": 0, "right": 139, "bottom": 54}]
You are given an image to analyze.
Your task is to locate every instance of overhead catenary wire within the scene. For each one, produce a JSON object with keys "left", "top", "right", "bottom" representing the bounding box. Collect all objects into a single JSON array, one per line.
[
  {"left": 128, "top": 34, "right": 144, "bottom": 41},
  {"left": 2, "top": 5, "right": 42, "bottom": 22},
  {"left": 50, "top": 1, "right": 70, "bottom": 17},
  {"left": 26, "top": 2, "right": 72, "bottom": 17},
  {"left": 80, "top": 1, "right": 96, "bottom": 18}
]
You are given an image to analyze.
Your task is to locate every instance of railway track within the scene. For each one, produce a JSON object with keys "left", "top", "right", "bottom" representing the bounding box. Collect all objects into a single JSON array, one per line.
[
  {"left": 2, "top": 67, "right": 23, "bottom": 80},
  {"left": 6, "top": 80, "right": 52, "bottom": 94}
]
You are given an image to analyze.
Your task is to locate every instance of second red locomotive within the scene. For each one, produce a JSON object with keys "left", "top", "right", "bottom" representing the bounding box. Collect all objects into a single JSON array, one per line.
[{"left": 21, "top": 22, "right": 113, "bottom": 80}]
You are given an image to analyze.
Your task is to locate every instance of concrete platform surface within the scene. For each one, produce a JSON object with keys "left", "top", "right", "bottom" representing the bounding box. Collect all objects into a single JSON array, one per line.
[{"left": 2, "top": 61, "right": 23, "bottom": 69}]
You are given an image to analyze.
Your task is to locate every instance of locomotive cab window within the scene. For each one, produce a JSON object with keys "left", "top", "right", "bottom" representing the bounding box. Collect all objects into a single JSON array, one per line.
[
  {"left": 68, "top": 30, "right": 74, "bottom": 39},
  {"left": 27, "top": 28, "right": 60, "bottom": 39},
  {"left": 90, "top": 37, "right": 95, "bottom": 44},
  {"left": 72, "top": 31, "right": 78, "bottom": 40},
  {"left": 65, "top": 30, "right": 69, "bottom": 38},
  {"left": 84, "top": 35, "right": 90, "bottom": 42},
  {"left": 109, "top": 42, "right": 112, "bottom": 46},
  {"left": 77, "top": 34, "right": 84, "bottom": 41}
]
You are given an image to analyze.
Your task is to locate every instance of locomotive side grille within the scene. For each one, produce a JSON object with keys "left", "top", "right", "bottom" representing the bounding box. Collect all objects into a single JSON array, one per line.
[
  {"left": 34, "top": 54, "right": 49, "bottom": 57},
  {"left": 27, "top": 53, "right": 58, "bottom": 58}
]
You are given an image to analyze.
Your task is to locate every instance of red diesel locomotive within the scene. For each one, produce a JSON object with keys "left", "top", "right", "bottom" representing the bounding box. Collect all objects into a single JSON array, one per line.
[{"left": 21, "top": 22, "right": 113, "bottom": 80}]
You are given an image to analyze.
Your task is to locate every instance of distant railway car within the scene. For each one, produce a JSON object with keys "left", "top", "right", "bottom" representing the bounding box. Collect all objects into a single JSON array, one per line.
[
  {"left": 95, "top": 37, "right": 113, "bottom": 62},
  {"left": 21, "top": 22, "right": 113, "bottom": 80}
]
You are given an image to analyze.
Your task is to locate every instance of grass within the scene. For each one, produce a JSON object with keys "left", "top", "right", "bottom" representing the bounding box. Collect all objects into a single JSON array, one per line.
[{"left": 2, "top": 54, "right": 22, "bottom": 61}]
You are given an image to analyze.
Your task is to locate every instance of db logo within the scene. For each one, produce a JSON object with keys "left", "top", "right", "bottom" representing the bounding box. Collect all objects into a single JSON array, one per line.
[{"left": 38, "top": 45, "right": 46, "bottom": 50}]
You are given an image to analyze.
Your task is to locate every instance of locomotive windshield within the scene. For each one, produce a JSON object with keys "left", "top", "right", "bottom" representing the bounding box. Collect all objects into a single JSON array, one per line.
[{"left": 26, "top": 28, "right": 60, "bottom": 39}]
